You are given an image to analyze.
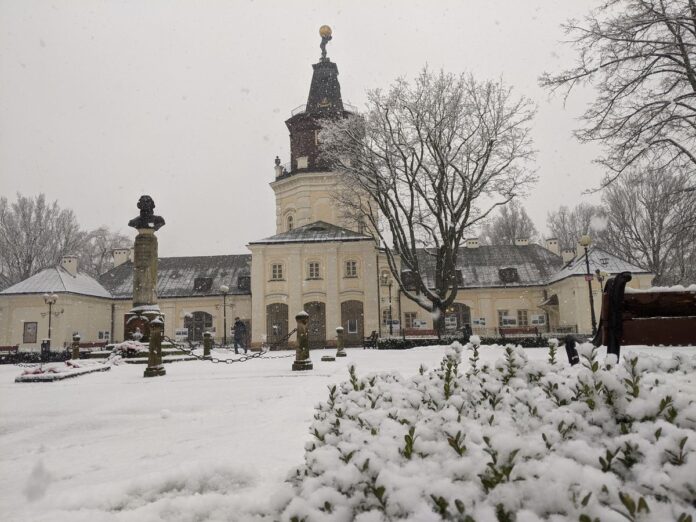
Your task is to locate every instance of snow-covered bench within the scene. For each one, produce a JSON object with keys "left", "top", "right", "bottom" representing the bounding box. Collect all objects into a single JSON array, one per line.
[{"left": 594, "top": 272, "right": 696, "bottom": 358}]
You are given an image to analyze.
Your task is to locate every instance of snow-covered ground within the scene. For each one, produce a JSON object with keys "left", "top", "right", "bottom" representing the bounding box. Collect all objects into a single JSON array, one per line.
[{"left": 0, "top": 345, "right": 693, "bottom": 521}]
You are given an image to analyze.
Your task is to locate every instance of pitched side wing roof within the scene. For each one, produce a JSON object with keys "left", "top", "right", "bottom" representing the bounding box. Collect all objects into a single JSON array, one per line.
[
  {"left": 0, "top": 267, "right": 112, "bottom": 298},
  {"left": 99, "top": 254, "right": 252, "bottom": 299}
]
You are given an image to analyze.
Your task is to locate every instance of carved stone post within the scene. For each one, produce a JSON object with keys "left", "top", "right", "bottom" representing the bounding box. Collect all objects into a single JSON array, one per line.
[
  {"left": 203, "top": 331, "right": 212, "bottom": 358},
  {"left": 292, "top": 311, "right": 313, "bottom": 371},
  {"left": 144, "top": 315, "right": 165, "bottom": 377},
  {"left": 335, "top": 326, "right": 346, "bottom": 357},
  {"left": 71, "top": 333, "right": 81, "bottom": 360}
]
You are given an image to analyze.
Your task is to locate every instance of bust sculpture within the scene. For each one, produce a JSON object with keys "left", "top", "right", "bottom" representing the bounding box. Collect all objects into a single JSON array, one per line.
[{"left": 128, "top": 195, "right": 166, "bottom": 231}]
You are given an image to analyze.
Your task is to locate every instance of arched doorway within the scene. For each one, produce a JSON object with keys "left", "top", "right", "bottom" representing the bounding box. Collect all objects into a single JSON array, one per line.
[
  {"left": 341, "top": 300, "right": 364, "bottom": 347},
  {"left": 185, "top": 311, "right": 213, "bottom": 342},
  {"left": 445, "top": 303, "right": 472, "bottom": 333},
  {"left": 304, "top": 301, "right": 326, "bottom": 349},
  {"left": 266, "top": 303, "right": 289, "bottom": 349}
]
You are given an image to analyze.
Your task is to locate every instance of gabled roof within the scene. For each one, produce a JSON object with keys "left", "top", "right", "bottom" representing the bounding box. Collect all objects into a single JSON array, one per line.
[
  {"left": 99, "top": 255, "right": 251, "bottom": 299},
  {"left": 408, "top": 244, "right": 564, "bottom": 289},
  {"left": 250, "top": 221, "right": 374, "bottom": 245},
  {"left": 548, "top": 247, "right": 651, "bottom": 284},
  {"left": 0, "top": 267, "right": 112, "bottom": 298}
]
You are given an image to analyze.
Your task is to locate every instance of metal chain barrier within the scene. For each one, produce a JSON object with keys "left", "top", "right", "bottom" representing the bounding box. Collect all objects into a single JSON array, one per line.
[{"left": 161, "top": 328, "right": 298, "bottom": 364}]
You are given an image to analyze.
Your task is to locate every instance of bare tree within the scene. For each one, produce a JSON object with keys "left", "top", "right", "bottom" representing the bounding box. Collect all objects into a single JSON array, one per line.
[
  {"left": 546, "top": 202, "right": 606, "bottom": 251},
  {"left": 540, "top": 0, "right": 696, "bottom": 184},
  {"left": 79, "top": 227, "right": 131, "bottom": 277},
  {"left": 600, "top": 164, "right": 696, "bottom": 284},
  {"left": 480, "top": 200, "right": 539, "bottom": 245},
  {"left": 0, "top": 194, "right": 85, "bottom": 284},
  {"left": 0, "top": 194, "right": 131, "bottom": 284},
  {"left": 321, "top": 69, "right": 536, "bottom": 335}
]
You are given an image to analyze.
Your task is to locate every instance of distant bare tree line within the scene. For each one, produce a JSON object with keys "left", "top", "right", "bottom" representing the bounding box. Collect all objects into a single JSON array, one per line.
[{"left": 0, "top": 194, "right": 130, "bottom": 285}]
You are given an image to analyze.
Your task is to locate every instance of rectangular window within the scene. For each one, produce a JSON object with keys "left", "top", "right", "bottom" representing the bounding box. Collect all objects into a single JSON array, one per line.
[
  {"left": 517, "top": 310, "right": 529, "bottom": 326},
  {"left": 347, "top": 319, "right": 358, "bottom": 334},
  {"left": 531, "top": 313, "right": 546, "bottom": 325},
  {"left": 193, "top": 277, "right": 213, "bottom": 292},
  {"left": 98, "top": 331, "right": 104, "bottom": 340},
  {"left": 345, "top": 260, "right": 357, "bottom": 278},
  {"left": 497, "top": 310, "right": 517, "bottom": 327},
  {"left": 404, "top": 312, "right": 417, "bottom": 329},
  {"left": 382, "top": 309, "right": 392, "bottom": 325},
  {"left": 271, "top": 264, "right": 284, "bottom": 280},
  {"left": 23, "top": 322, "right": 38, "bottom": 344},
  {"left": 308, "top": 261, "right": 320, "bottom": 279}
]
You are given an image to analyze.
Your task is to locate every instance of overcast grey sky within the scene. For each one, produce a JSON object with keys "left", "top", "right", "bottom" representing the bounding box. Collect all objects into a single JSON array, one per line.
[{"left": 0, "top": 0, "right": 604, "bottom": 257}]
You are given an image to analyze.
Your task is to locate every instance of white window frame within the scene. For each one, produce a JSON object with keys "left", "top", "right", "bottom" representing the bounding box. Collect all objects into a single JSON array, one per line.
[
  {"left": 307, "top": 261, "right": 321, "bottom": 280},
  {"left": 347, "top": 319, "right": 358, "bottom": 334},
  {"left": 344, "top": 259, "right": 358, "bottom": 278},
  {"left": 271, "top": 263, "right": 284, "bottom": 281}
]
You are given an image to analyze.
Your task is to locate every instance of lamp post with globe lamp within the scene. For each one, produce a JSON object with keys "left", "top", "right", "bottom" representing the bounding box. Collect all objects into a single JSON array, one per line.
[
  {"left": 579, "top": 235, "right": 597, "bottom": 335},
  {"left": 381, "top": 273, "right": 393, "bottom": 336},
  {"left": 220, "top": 285, "right": 230, "bottom": 346},
  {"left": 42, "top": 293, "right": 58, "bottom": 348}
]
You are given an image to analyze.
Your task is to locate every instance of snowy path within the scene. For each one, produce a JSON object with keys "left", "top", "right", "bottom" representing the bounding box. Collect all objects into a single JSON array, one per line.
[{"left": 0, "top": 345, "right": 693, "bottom": 521}]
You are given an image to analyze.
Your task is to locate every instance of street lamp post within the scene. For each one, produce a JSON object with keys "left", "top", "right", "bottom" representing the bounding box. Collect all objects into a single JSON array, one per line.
[
  {"left": 579, "top": 235, "right": 597, "bottom": 335},
  {"left": 220, "top": 285, "right": 229, "bottom": 346},
  {"left": 42, "top": 293, "right": 58, "bottom": 349},
  {"left": 381, "top": 274, "right": 393, "bottom": 336}
]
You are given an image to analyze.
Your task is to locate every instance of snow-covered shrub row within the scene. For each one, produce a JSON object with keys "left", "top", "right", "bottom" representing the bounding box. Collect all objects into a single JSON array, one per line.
[{"left": 280, "top": 342, "right": 696, "bottom": 521}]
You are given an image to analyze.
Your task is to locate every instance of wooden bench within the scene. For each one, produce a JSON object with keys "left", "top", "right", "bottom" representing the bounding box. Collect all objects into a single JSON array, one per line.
[
  {"left": 593, "top": 272, "right": 696, "bottom": 358},
  {"left": 363, "top": 331, "right": 378, "bottom": 349}
]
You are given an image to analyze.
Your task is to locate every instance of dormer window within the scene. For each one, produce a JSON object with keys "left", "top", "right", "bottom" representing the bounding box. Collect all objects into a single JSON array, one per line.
[
  {"left": 193, "top": 277, "right": 213, "bottom": 292},
  {"left": 498, "top": 267, "right": 520, "bottom": 284},
  {"left": 237, "top": 275, "right": 251, "bottom": 291}
]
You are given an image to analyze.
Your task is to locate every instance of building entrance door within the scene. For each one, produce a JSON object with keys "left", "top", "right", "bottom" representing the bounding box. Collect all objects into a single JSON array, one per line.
[
  {"left": 303, "top": 301, "right": 326, "bottom": 349},
  {"left": 266, "top": 303, "right": 289, "bottom": 349}
]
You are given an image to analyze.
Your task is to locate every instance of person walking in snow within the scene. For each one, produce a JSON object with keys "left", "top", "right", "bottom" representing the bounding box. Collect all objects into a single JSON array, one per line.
[{"left": 233, "top": 317, "right": 247, "bottom": 354}]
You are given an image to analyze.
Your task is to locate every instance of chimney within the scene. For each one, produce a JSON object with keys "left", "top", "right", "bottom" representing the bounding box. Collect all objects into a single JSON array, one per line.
[
  {"left": 514, "top": 238, "right": 529, "bottom": 246},
  {"left": 466, "top": 238, "right": 479, "bottom": 249},
  {"left": 60, "top": 255, "right": 78, "bottom": 276},
  {"left": 112, "top": 248, "right": 131, "bottom": 268},
  {"left": 545, "top": 238, "right": 560, "bottom": 256},
  {"left": 561, "top": 248, "right": 576, "bottom": 263}
]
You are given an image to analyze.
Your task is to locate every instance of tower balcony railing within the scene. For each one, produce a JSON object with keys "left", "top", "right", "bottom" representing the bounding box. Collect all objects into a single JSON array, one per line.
[{"left": 290, "top": 102, "right": 358, "bottom": 116}]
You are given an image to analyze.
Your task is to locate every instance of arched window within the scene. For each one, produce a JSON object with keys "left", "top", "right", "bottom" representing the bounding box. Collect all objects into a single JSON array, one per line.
[{"left": 287, "top": 215, "right": 294, "bottom": 231}]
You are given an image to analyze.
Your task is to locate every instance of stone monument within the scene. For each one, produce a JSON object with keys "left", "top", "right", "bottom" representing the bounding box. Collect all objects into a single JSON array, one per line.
[
  {"left": 124, "top": 195, "right": 165, "bottom": 342},
  {"left": 126, "top": 195, "right": 166, "bottom": 377}
]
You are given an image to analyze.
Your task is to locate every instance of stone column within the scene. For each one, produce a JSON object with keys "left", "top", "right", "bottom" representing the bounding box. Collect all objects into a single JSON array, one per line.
[
  {"left": 292, "top": 311, "right": 313, "bottom": 371},
  {"left": 203, "top": 331, "right": 212, "bottom": 358},
  {"left": 335, "top": 326, "right": 346, "bottom": 357},
  {"left": 71, "top": 333, "right": 81, "bottom": 360},
  {"left": 125, "top": 195, "right": 166, "bottom": 344},
  {"left": 144, "top": 315, "right": 166, "bottom": 377}
]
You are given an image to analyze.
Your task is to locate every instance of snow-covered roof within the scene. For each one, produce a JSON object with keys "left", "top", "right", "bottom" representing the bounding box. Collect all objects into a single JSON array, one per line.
[
  {"left": 99, "top": 254, "right": 251, "bottom": 299},
  {"left": 0, "top": 267, "right": 112, "bottom": 298},
  {"left": 409, "top": 244, "right": 564, "bottom": 289},
  {"left": 548, "top": 247, "right": 651, "bottom": 284},
  {"left": 250, "top": 221, "right": 374, "bottom": 245}
]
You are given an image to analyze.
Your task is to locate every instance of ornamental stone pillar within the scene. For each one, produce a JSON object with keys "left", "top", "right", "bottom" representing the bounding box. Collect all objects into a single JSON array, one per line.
[
  {"left": 292, "top": 311, "right": 313, "bottom": 371},
  {"left": 144, "top": 315, "right": 165, "bottom": 377},
  {"left": 71, "top": 333, "right": 81, "bottom": 360},
  {"left": 335, "top": 326, "right": 346, "bottom": 357}
]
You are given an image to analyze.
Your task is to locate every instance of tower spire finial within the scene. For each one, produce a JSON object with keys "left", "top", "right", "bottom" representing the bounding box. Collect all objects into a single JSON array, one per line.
[{"left": 319, "top": 25, "right": 332, "bottom": 61}]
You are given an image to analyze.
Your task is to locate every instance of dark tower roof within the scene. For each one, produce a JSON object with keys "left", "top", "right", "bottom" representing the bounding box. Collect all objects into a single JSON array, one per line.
[
  {"left": 306, "top": 60, "right": 344, "bottom": 116},
  {"left": 280, "top": 27, "right": 354, "bottom": 178}
]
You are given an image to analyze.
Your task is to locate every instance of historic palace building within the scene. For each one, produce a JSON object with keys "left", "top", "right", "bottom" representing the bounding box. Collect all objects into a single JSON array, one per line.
[{"left": 0, "top": 31, "right": 654, "bottom": 351}]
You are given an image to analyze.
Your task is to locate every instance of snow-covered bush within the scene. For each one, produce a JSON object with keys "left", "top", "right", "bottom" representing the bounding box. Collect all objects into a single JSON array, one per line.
[{"left": 280, "top": 342, "right": 696, "bottom": 521}]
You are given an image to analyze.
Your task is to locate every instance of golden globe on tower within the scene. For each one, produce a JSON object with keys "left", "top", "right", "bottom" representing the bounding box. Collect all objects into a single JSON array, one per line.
[{"left": 319, "top": 25, "right": 332, "bottom": 38}]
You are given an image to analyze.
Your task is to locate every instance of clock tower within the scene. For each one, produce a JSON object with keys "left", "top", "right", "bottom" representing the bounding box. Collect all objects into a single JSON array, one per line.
[{"left": 271, "top": 26, "right": 356, "bottom": 234}]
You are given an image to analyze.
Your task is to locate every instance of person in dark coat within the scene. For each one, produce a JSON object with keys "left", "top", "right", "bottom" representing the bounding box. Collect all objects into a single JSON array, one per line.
[{"left": 233, "top": 317, "right": 247, "bottom": 354}]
